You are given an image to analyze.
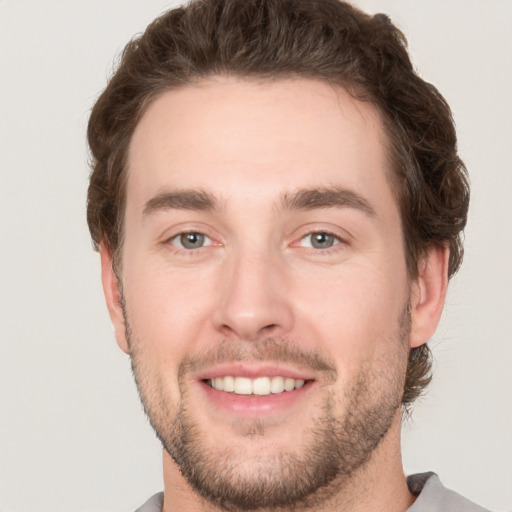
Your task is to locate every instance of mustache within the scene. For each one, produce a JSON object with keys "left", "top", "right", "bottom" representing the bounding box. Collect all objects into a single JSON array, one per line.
[{"left": 178, "top": 338, "right": 338, "bottom": 381}]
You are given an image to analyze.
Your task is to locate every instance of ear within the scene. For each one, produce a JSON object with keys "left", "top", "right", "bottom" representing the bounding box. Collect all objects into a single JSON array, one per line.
[
  {"left": 409, "top": 244, "right": 450, "bottom": 348},
  {"left": 99, "top": 242, "right": 130, "bottom": 354}
]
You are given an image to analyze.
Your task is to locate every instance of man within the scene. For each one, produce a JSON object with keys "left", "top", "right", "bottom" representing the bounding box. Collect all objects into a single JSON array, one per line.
[{"left": 86, "top": 1, "right": 487, "bottom": 511}]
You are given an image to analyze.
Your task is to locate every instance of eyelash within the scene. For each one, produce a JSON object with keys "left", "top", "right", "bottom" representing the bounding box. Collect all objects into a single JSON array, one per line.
[
  {"left": 164, "top": 228, "right": 346, "bottom": 256},
  {"left": 296, "top": 230, "right": 346, "bottom": 253},
  {"left": 166, "top": 231, "right": 215, "bottom": 251}
]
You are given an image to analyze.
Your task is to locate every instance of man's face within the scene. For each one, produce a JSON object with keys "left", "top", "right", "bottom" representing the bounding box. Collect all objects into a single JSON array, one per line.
[{"left": 106, "top": 77, "right": 415, "bottom": 509}]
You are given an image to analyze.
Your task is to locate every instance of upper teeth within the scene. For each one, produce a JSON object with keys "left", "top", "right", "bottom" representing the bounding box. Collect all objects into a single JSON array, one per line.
[{"left": 209, "top": 376, "right": 306, "bottom": 395}]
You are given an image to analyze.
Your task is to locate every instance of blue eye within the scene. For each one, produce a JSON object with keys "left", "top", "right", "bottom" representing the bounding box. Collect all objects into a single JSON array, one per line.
[
  {"left": 300, "top": 232, "right": 340, "bottom": 249},
  {"left": 171, "top": 232, "right": 212, "bottom": 249}
]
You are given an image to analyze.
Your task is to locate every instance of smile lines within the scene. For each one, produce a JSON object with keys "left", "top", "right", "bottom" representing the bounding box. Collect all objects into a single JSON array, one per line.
[{"left": 207, "top": 376, "right": 307, "bottom": 396}]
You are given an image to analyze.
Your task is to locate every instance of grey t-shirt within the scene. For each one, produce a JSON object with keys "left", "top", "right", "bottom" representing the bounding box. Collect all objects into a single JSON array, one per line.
[
  {"left": 134, "top": 472, "right": 490, "bottom": 511},
  {"left": 134, "top": 492, "right": 163, "bottom": 512},
  {"left": 406, "top": 473, "right": 490, "bottom": 512}
]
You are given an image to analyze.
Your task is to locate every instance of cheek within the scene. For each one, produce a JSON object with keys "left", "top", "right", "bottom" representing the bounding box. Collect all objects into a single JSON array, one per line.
[
  {"left": 121, "top": 260, "right": 220, "bottom": 360},
  {"left": 292, "top": 259, "right": 409, "bottom": 366}
]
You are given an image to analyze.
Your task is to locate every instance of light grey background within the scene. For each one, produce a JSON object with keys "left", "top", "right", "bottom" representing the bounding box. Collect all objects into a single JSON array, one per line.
[{"left": 0, "top": 1, "right": 510, "bottom": 511}]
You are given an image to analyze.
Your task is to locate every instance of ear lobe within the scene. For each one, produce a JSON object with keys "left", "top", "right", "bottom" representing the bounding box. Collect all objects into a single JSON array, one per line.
[
  {"left": 99, "top": 242, "right": 130, "bottom": 354},
  {"left": 409, "top": 244, "right": 450, "bottom": 348}
]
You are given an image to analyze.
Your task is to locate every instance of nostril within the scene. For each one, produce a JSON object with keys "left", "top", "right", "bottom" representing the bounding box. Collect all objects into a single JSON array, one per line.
[{"left": 261, "top": 323, "right": 279, "bottom": 333}]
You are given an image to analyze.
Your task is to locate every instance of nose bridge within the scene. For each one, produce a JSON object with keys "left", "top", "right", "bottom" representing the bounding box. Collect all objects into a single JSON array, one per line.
[{"left": 214, "top": 243, "right": 293, "bottom": 340}]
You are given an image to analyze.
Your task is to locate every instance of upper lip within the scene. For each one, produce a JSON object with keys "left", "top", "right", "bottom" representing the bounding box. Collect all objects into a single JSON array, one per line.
[{"left": 195, "top": 363, "right": 316, "bottom": 382}]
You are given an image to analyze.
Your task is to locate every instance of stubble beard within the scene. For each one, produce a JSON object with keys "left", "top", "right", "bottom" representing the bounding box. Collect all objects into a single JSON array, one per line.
[{"left": 125, "top": 306, "right": 411, "bottom": 512}]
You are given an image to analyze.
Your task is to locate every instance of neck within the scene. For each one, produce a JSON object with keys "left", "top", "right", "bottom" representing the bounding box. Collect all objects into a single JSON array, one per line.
[{"left": 161, "top": 411, "right": 415, "bottom": 512}]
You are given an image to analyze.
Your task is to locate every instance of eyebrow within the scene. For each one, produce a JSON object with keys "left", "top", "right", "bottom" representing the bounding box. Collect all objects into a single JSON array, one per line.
[
  {"left": 142, "top": 186, "right": 376, "bottom": 219},
  {"left": 279, "top": 187, "right": 376, "bottom": 217},
  {"left": 143, "top": 189, "right": 222, "bottom": 216}
]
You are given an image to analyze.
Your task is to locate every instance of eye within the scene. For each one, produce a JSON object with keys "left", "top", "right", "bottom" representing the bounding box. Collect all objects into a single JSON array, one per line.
[
  {"left": 170, "top": 232, "right": 212, "bottom": 250},
  {"left": 299, "top": 232, "right": 341, "bottom": 249}
]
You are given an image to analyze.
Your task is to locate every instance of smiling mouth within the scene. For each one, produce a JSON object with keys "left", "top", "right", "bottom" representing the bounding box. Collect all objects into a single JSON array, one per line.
[{"left": 205, "top": 376, "right": 311, "bottom": 396}]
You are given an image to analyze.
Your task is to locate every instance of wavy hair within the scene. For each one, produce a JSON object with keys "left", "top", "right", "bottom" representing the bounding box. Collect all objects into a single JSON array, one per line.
[{"left": 87, "top": 0, "right": 469, "bottom": 407}]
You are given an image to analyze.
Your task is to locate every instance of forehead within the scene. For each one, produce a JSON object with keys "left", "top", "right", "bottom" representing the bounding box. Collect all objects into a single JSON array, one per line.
[{"left": 127, "top": 76, "right": 395, "bottom": 215}]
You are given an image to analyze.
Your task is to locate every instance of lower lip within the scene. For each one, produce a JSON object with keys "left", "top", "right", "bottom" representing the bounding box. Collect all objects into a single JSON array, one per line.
[{"left": 199, "top": 380, "right": 314, "bottom": 415}]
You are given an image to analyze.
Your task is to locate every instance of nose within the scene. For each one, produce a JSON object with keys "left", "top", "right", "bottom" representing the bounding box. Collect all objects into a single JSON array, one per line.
[{"left": 212, "top": 249, "right": 294, "bottom": 341}]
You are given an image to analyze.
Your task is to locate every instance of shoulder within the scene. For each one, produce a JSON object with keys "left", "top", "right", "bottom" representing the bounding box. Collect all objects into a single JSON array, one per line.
[
  {"left": 134, "top": 491, "right": 164, "bottom": 512},
  {"left": 407, "top": 473, "right": 491, "bottom": 512}
]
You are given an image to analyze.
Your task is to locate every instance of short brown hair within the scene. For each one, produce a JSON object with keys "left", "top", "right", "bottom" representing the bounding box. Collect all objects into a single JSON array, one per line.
[{"left": 87, "top": 0, "right": 469, "bottom": 407}]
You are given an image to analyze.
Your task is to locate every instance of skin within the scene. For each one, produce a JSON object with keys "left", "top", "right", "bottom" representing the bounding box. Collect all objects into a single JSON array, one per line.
[{"left": 100, "top": 77, "right": 448, "bottom": 512}]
